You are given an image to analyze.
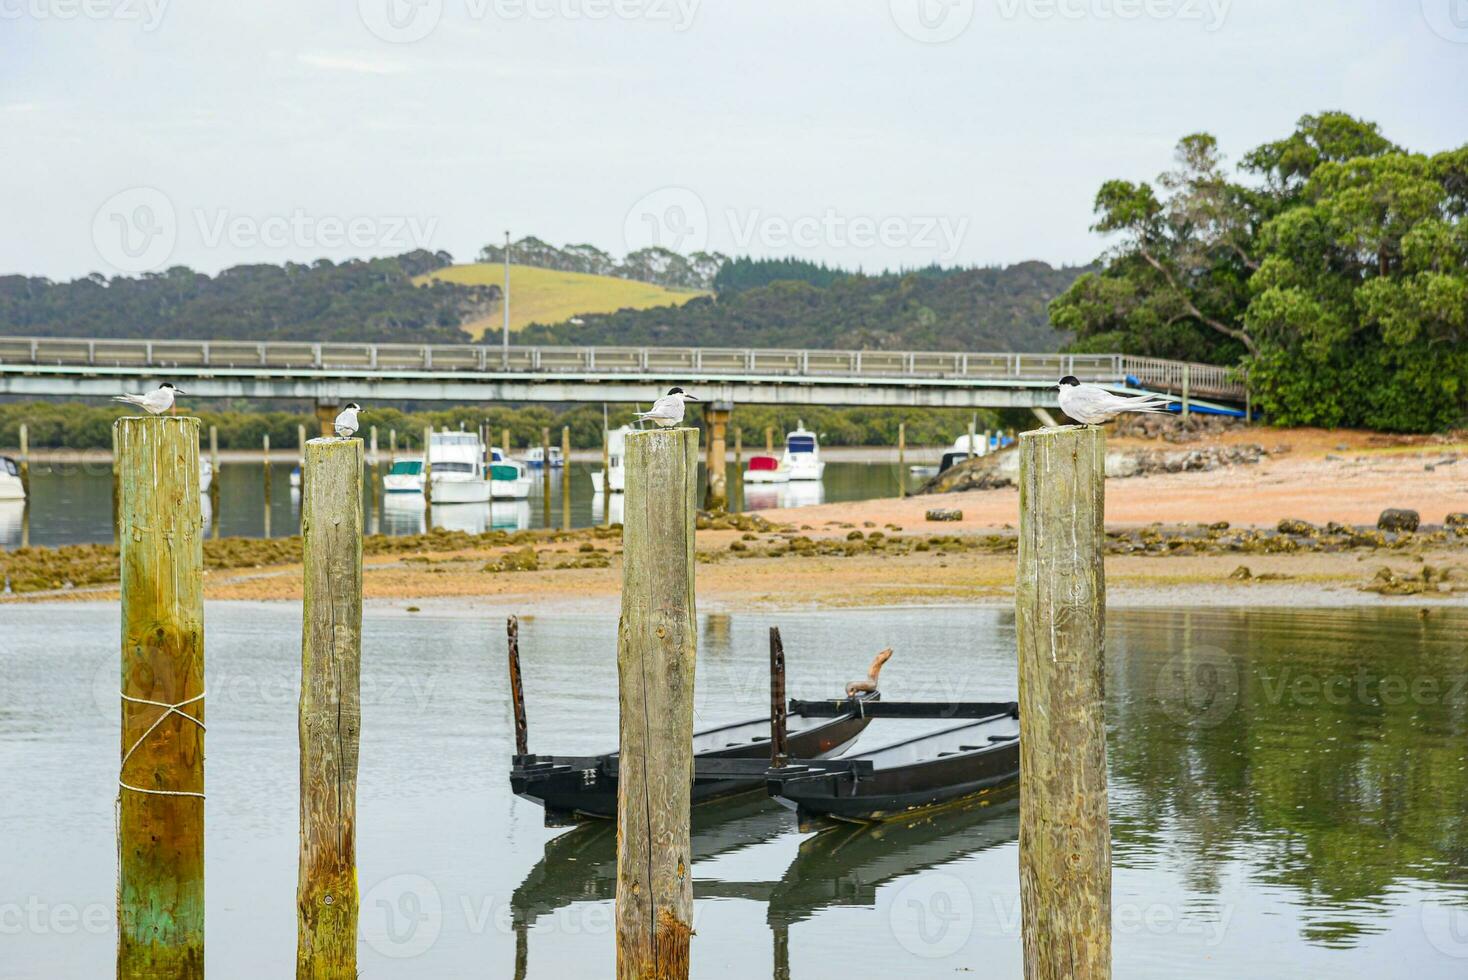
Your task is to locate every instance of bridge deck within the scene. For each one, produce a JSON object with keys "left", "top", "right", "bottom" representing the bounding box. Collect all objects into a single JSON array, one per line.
[{"left": 0, "top": 337, "right": 1246, "bottom": 406}]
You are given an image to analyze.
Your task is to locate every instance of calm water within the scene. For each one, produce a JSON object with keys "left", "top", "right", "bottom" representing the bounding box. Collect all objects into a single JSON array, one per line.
[
  {"left": 1, "top": 604, "right": 1465, "bottom": 978},
  {"left": 0, "top": 461, "right": 920, "bottom": 548}
]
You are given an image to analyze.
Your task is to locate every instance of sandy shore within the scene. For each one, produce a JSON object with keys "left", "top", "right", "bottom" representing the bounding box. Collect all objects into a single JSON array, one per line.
[{"left": 5, "top": 426, "right": 1464, "bottom": 610}]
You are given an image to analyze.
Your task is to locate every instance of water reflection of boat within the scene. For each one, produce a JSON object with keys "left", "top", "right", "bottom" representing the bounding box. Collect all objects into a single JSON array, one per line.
[
  {"left": 590, "top": 490, "right": 624, "bottom": 526},
  {"left": 742, "top": 480, "right": 826, "bottom": 511},
  {"left": 510, "top": 796, "right": 792, "bottom": 979},
  {"left": 380, "top": 492, "right": 426, "bottom": 535},
  {"left": 0, "top": 499, "right": 24, "bottom": 547},
  {"left": 489, "top": 500, "right": 532, "bottom": 531},
  {"left": 1, "top": 456, "right": 25, "bottom": 500}
]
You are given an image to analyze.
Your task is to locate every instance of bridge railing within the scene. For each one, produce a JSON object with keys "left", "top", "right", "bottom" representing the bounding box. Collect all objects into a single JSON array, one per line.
[{"left": 0, "top": 337, "right": 1245, "bottom": 398}]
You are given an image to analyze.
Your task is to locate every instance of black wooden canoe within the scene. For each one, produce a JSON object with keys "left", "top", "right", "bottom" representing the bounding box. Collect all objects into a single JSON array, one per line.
[
  {"left": 765, "top": 701, "right": 1019, "bottom": 824},
  {"left": 511, "top": 693, "right": 878, "bottom": 826}
]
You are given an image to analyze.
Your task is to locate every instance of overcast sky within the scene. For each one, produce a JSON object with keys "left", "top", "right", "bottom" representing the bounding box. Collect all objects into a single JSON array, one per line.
[{"left": 2, "top": 0, "right": 1464, "bottom": 280}]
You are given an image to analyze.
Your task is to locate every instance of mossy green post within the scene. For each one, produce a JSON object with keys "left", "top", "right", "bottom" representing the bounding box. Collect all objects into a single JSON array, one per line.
[
  {"left": 115, "top": 415, "right": 205, "bottom": 980},
  {"left": 616, "top": 427, "right": 699, "bottom": 980},
  {"left": 1015, "top": 424, "right": 1110, "bottom": 980},
  {"left": 296, "top": 438, "right": 363, "bottom": 979}
]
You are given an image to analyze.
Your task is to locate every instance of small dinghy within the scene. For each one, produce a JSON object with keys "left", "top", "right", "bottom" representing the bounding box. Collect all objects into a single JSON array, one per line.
[{"left": 766, "top": 700, "right": 1019, "bottom": 823}]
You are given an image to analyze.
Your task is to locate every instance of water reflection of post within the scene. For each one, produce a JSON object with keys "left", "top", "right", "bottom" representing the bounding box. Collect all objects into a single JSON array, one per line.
[{"left": 262, "top": 433, "right": 272, "bottom": 538}]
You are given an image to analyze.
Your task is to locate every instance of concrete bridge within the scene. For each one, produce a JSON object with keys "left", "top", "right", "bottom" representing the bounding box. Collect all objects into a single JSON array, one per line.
[{"left": 0, "top": 336, "right": 1244, "bottom": 415}]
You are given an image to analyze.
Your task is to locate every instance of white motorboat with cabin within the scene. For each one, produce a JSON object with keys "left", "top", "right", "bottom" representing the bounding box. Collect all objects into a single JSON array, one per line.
[
  {"left": 383, "top": 457, "right": 425, "bottom": 494},
  {"left": 0, "top": 456, "right": 26, "bottom": 500},
  {"left": 487, "top": 449, "right": 534, "bottom": 500},
  {"left": 521, "top": 445, "right": 564, "bottom": 469},
  {"left": 590, "top": 425, "right": 633, "bottom": 493},
  {"left": 781, "top": 423, "right": 825, "bottom": 481}
]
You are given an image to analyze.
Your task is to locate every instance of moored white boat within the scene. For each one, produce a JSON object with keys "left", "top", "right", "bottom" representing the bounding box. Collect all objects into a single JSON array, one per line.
[
  {"left": 742, "top": 454, "right": 790, "bottom": 484},
  {"left": 0, "top": 456, "right": 26, "bottom": 500},
  {"left": 590, "top": 426, "right": 632, "bottom": 493},
  {"left": 782, "top": 423, "right": 825, "bottom": 481},
  {"left": 488, "top": 449, "right": 533, "bottom": 500},
  {"left": 383, "top": 457, "right": 424, "bottom": 494},
  {"left": 521, "top": 446, "right": 564, "bottom": 469}
]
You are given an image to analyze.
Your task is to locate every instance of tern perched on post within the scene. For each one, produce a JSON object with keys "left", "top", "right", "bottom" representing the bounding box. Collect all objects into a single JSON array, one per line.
[
  {"left": 634, "top": 387, "right": 699, "bottom": 428},
  {"left": 333, "top": 403, "right": 362, "bottom": 438},
  {"left": 113, "top": 382, "right": 182, "bottom": 415},
  {"left": 1056, "top": 376, "right": 1173, "bottom": 425}
]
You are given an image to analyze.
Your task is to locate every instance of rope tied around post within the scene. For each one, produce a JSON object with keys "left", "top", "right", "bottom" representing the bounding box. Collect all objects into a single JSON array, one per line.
[{"left": 118, "top": 690, "right": 206, "bottom": 798}]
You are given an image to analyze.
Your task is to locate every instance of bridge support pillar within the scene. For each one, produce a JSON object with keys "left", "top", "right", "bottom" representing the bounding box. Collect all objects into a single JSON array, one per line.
[
  {"left": 315, "top": 401, "right": 340, "bottom": 438},
  {"left": 703, "top": 402, "right": 732, "bottom": 511}
]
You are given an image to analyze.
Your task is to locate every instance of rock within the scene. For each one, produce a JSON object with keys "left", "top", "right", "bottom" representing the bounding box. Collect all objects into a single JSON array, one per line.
[
  {"left": 846, "top": 530, "right": 865, "bottom": 540},
  {"left": 1229, "top": 565, "right": 1252, "bottom": 580},
  {"left": 925, "top": 509, "right": 963, "bottom": 522},
  {"left": 1104, "top": 453, "right": 1140, "bottom": 478},
  {"left": 1209, "top": 521, "right": 1231, "bottom": 531},
  {"left": 1277, "top": 518, "right": 1316, "bottom": 535},
  {"left": 1377, "top": 509, "right": 1420, "bottom": 532},
  {"left": 1446, "top": 513, "right": 1468, "bottom": 527}
]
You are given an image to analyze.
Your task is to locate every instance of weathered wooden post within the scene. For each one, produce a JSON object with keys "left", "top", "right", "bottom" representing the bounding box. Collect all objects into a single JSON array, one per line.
[
  {"left": 897, "top": 422, "right": 906, "bottom": 499},
  {"left": 506, "top": 616, "right": 528, "bottom": 756},
  {"left": 502, "top": 428, "right": 511, "bottom": 459},
  {"left": 296, "top": 436, "right": 363, "bottom": 979},
  {"left": 732, "top": 427, "right": 743, "bottom": 512},
  {"left": 982, "top": 429, "right": 991, "bottom": 457},
  {"left": 616, "top": 426, "right": 699, "bottom": 980},
  {"left": 17, "top": 422, "right": 29, "bottom": 496},
  {"left": 561, "top": 425, "right": 572, "bottom": 530},
  {"left": 207, "top": 425, "right": 220, "bottom": 540},
  {"left": 297, "top": 424, "right": 307, "bottom": 471},
  {"left": 1015, "top": 424, "right": 1110, "bottom": 980},
  {"left": 967, "top": 417, "right": 977, "bottom": 458},
  {"left": 422, "top": 426, "right": 434, "bottom": 511},
  {"left": 702, "top": 402, "right": 730, "bottom": 511},
  {"left": 115, "top": 415, "right": 205, "bottom": 980},
  {"left": 764, "top": 425, "right": 773, "bottom": 454},
  {"left": 111, "top": 424, "right": 122, "bottom": 546},
  {"left": 263, "top": 433, "right": 273, "bottom": 538},
  {"left": 389, "top": 429, "right": 397, "bottom": 458},
  {"left": 769, "top": 627, "right": 787, "bottom": 767},
  {"left": 540, "top": 427, "right": 552, "bottom": 527}
]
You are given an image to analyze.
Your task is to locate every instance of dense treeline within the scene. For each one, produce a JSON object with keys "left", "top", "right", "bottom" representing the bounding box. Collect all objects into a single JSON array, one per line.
[
  {"left": 712, "top": 256, "right": 849, "bottom": 292},
  {"left": 0, "top": 250, "right": 492, "bottom": 343},
  {"left": 1052, "top": 112, "right": 1468, "bottom": 432},
  {"left": 478, "top": 236, "right": 727, "bottom": 290},
  {"left": 0, "top": 401, "right": 1002, "bottom": 452},
  {"left": 521, "top": 261, "right": 1082, "bottom": 351}
]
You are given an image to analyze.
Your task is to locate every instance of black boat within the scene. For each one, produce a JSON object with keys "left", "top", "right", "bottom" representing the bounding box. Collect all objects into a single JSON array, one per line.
[
  {"left": 766, "top": 700, "right": 1019, "bottom": 824},
  {"left": 511, "top": 694, "right": 878, "bottom": 826}
]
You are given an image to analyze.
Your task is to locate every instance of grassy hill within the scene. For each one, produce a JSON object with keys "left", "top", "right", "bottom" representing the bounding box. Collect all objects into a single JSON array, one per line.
[{"left": 419, "top": 263, "right": 707, "bottom": 339}]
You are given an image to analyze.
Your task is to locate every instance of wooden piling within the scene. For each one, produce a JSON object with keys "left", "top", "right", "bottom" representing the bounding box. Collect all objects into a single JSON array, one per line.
[
  {"left": 115, "top": 415, "right": 205, "bottom": 980},
  {"left": 764, "top": 426, "right": 773, "bottom": 455},
  {"left": 541, "top": 427, "right": 552, "bottom": 528},
  {"left": 263, "top": 433, "right": 272, "bottom": 538},
  {"left": 616, "top": 426, "right": 699, "bottom": 980},
  {"left": 422, "top": 426, "right": 434, "bottom": 510},
  {"left": 111, "top": 424, "right": 122, "bottom": 546},
  {"left": 507, "top": 616, "right": 528, "bottom": 755},
  {"left": 602, "top": 424, "right": 612, "bottom": 527},
  {"left": 297, "top": 424, "right": 307, "bottom": 470},
  {"left": 769, "top": 627, "right": 787, "bottom": 767},
  {"left": 561, "top": 425, "right": 572, "bottom": 530},
  {"left": 389, "top": 429, "right": 397, "bottom": 458},
  {"left": 702, "top": 404, "right": 730, "bottom": 511},
  {"left": 732, "top": 427, "right": 743, "bottom": 512},
  {"left": 1181, "top": 365, "right": 1192, "bottom": 419},
  {"left": 205, "top": 426, "right": 219, "bottom": 540},
  {"left": 296, "top": 437, "right": 363, "bottom": 979},
  {"left": 897, "top": 422, "right": 906, "bottom": 499},
  {"left": 1015, "top": 424, "right": 1110, "bottom": 980},
  {"left": 17, "top": 422, "right": 29, "bottom": 496},
  {"left": 502, "top": 428, "right": 511, "bottom": 459}
]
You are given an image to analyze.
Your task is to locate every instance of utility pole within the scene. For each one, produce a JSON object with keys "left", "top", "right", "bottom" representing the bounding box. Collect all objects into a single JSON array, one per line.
[{"left": 502, "top": 230, "right": 511, "bottom": 368}]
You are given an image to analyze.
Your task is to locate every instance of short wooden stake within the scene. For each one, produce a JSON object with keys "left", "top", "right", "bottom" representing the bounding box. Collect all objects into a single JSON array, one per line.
[
  {"left": 769, "top": 627, "right": 787, "bottom": 767},
  {"left": 507, "top": 616, "right": 528, "bottom": 755},
  {"left": 115, "top": 415, "right": 205, "bottom": 979},
  {"left": 296, "top": 437, "right": 363, "bottom": 979},
  {"left": 616, "top": 426, "right": 699, "bottom": 980},
  {"left": 1016, "top": 424, "right": 1110, "bottom": 980}
]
